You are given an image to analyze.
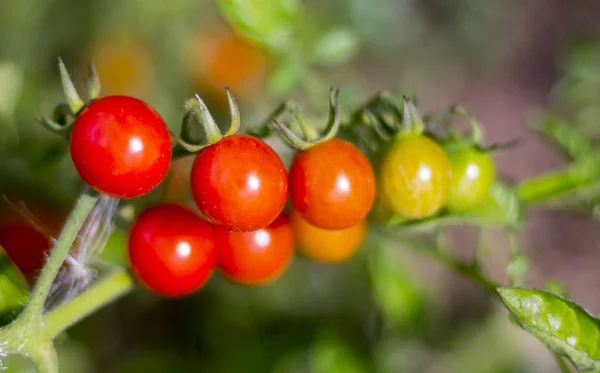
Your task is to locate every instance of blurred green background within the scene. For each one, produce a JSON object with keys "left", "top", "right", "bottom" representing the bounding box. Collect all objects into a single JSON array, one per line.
[{"left": 2, "top": 0, "right": 600, "bottom": 372}]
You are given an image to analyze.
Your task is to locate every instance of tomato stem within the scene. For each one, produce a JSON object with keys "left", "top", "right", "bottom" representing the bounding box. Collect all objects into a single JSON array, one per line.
[
  {"left": 57, "top": 57, "right": 85, "bottom": 115},
  {"left": 172, "top": 89, "right": 242, "bottom": 153},
  {"left": 86, "top": 64, "right": 101, "bottom": 101},
  {"left": 20, "top": 192, "right": 97, "bottom": 322},
  {"left": 401, "top": 96, "right": 424, "bottom": 136},
  {"left": 44, "top": 269, "right": 133, "bottom": 338},
  {"left": 451, "top": 105, "right": 483, "bottom": 145},
  {"left": 271, "top": 88, "right": 341, "bottom": 150}
]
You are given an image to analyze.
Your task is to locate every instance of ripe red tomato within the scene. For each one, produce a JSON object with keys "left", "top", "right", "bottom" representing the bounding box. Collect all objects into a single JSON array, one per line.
[
  {"left": 190, "top": 134, "right": 288, "bottom": 232},
  {"left": 289, "top": 139, "right": 375, "bottom": 230},
  {"left": 128, "top": 204, "right": 217, "bottom": 296},
  {"left": 291, "top": 212, "right": 366, "bottom": 263},
  {"left": 216, "top": 213, "right": 294, "bottom": 285},
  {"left": 0, "top": 223, "right": 51, "bottom": 279},
  {"left": 70, "top": 96, "right": 172, "bottom": 198}
]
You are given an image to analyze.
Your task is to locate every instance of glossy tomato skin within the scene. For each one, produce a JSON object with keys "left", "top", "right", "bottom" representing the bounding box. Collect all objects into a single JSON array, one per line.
[
  {"left": 291, "top": 212, "right": 366, "bottom": 263},
  {"left": 70, "top": 96, "right": 172, "bottom": 198},
  {"left": 289, "top": 139, "right": 375, "bottom": 230},
  {"left": 447, "top": 148, "right": 495, "bottom": 211},
  {"left": 191, "top": 134, "right": 288, "bottom": 232},
  {"left": 128, "top": 204, "right": 217, "bottom": 296},
  {"left": 379, "top": 135, "right": 451, "bottom": 219},
  {"left": 216, "top": 213, "right": 294, "bottom": 285},
  {"left": 0, "top": 223, "right": 51, "bottom": 278}
]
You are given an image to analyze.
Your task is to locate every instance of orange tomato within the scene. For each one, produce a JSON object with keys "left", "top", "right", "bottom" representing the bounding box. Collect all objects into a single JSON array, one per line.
[
  {"left": 88, "top": 36, "right": 154, "bottom": 97},
  {"left": 291, "top": 212, "right": 367, "bottom": 263},
  {"left": 187, "top": 24, "right": 269, "bottom": 100}
]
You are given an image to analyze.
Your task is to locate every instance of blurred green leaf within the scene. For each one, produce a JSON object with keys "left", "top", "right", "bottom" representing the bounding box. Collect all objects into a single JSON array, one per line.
[
  {"left": 215, "top": 0, "right": 301, "bottom": 52},
  {"left": 368, "top": 246, "right": 427, "bottom": 331},
  {"left": 311, "top": 28, "right": 360, "bottom": 66},
  {"left": 268, "top": 59, "right": 304, "bottom": 95},
  {"left": 0, "top": 254, "right": 29, "bottom": 318},
  {"left": 98, "top": 227, "right": 128, "bottom": 266},
  {"left": 498, "top": 287, "right": 600, "bottom": 371},
  {"left": 518, "top": 158, "right": 600, "bottom": 204},
  {"left": 544, "top": 280, "right": 568, "bottom": 298},
  {"left": 387, "top": 182, "right": 523, "bottom": 230},
  {"left": 533, "top": 113, "right": 594, "bottom": 161},
  {"left": 0, "top": 61, "right": 23, "bottom": 118},
  {"left": 505, "top": 253, "right": 529, "bottom": 283},
  {"left": 310, "top": 330, "right": 368, "bottom": 373}
]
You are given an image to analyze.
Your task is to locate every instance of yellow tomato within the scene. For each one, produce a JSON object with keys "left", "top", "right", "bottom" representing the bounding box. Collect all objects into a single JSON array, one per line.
[
  {"left": 379, "top": 135, "right": 451, "bottom": 219},
  {"left": 291, "top": 212, "right": 367, "bottom": 263}
]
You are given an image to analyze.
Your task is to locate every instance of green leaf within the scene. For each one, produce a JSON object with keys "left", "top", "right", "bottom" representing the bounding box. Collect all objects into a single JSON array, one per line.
[
  {"left": 518, "top": 158, "right": 600, "bottom": 204},
  {"left": 387, "top": 182, "right": 523, "bottom": 230},
  {"left": 0, "top": 255, "right": 29, "bottom": 320},
  {"left": 497, "top": 287, "right": 600, "bottom": 371},
  {"left": 268, "top": 59, "right": 304, "bottom": 95},
  {"left": 215, "top": 0, "right": 301, "bottom": 52},
  {"left": 0, "top": 61, "right": 23, "bottom": 118},
  {"left": 310, "top": 330, "right": 368, "bottom": 373},
  {"left": 533, "top": 113, "right": 594, "bottom": 161},
  {"left": 367, "top": 246, "right": 427, "bottom": 331},
  {"left": 311, "top": 28, "right": 360, "bottom": 66}
]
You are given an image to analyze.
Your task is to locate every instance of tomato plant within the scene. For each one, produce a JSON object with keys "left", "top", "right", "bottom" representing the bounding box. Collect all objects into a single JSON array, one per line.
[
  {"left": 190, "top": 134, "right": 288, "bottom": 232},
  {"left": 446, "top": 147, "right": 496, "bottom": 212},
  {"left": 70, "top": 95, "right": 172, "bottom": 199},
  {"left": 291, "top": 211, "right": 366, "bottom": 263},
  {"left": 216, "top": 213, "right": 294, "bottom": 285},
  {"left": 128, "top": 204, "right": 217, "bottom": 296},
  {"left": 289, "top": 138, "right": 375, "bottom": 230},
  {"left": 378, "top": 134, "right": 451, "bottom": 219},
  {"left": 0, "top": 222, "right": 51, "bottom": 281}
]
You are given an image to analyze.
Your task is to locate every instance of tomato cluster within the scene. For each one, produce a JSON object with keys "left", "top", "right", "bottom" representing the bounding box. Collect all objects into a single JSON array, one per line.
[{"left": 40, "top": 75, "right": 496, "bottom": 298}]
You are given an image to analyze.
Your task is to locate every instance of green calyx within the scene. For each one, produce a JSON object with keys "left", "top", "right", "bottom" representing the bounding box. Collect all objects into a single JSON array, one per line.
[
  {"left": 37, "top": 58, "right": 101, "bottom": 137},
  {"left": 270, "top": 87, "right": 341, "bottom": 150},
  {"left": 171, "top": 86, "right": 241, "bottom": 153}
]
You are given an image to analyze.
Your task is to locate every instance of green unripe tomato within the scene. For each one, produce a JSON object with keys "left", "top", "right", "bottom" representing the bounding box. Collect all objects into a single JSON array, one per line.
[
  {"left": 447, "top": 147, "right": 495, "bottom": 211},
  {"left": 378, "top": 135, "right": 452, "bottom": 219}
]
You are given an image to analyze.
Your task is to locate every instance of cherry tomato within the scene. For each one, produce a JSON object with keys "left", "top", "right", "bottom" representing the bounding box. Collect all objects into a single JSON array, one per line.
[
  {"left": 379, "top": 135, "right": 451, "bottom": 219},
  {"left": 128, "top": 204, "right": 217, "bottom": 296},
  {"left": 187, "top": 24, "right": 269, "bottom": 101},
  {"left": 216, "top": 213, "right": 294, "bottom": 285},
  {"left": 291, "top": 212, "right": 366, "bottom": 263},
  {"left": 190, "top": 134, "right": 288, "bottom": 232},
  {"left": 289, "top": 139, "right": 375, "bottom": 230},
  {"left": 88, "top": 36, "right": 154, "bottom": 97},
  {"left": 70, "top": 95, "right": 172, "bottom": 199},
  {"left": 447, "top": 147, "right": 495, "bottom": 211},
  {"left": 0, "top": 223, "right": 51, "bottom": 278}
]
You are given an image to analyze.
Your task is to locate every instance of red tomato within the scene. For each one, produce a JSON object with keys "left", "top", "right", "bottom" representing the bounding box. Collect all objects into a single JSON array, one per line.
[
  {"left": 128, "top": 204, "right": 217, "bottom": 296},
  {"left": 0, "top": 223, "right": 51, "bottom": 278},
  {"left": 190, "top": 134, "right": 288, "bottom": 232},
  {"left": 216, "top": 213, "right": 294, "bottom": 285},
  {"left": 289, "top": 139, "right": 375, "bottom": 230},
  {"left": 70, "top": 96, "right": 172, "bottom": 198}
]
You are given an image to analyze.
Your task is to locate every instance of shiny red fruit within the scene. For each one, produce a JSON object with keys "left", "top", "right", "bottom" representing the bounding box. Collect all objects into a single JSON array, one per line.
[
  {"left": 289, "top": 139, "right": 376, "bottom": 230},
  {"left": 128, "top": 204, "right": 217, "bottom": 296},
  {"left": 190, "top": 134, "right": 288, "bottom": 231},
  {"left": 0, "top": 223, "right": 51, "bottom": 278},
  {"left": 216, "top": 213, "right": 294, "bottom": 285},
  {"left": 70, "top": 95, "right": 172, "bottom": 198}
]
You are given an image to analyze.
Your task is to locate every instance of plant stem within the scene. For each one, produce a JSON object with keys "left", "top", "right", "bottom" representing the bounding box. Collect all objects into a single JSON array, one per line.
[
  {"left": 21, "top": 193, "right": 97, "bottom": 321},
  {"left": 554, "top": 355, "right": 572, "bottom": 373},
  {"left": 44, "top": 270, "right": 133, "bottom": 338},
  {"left": 30, "top": 343, "right": 58, "bottom": 373}
]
